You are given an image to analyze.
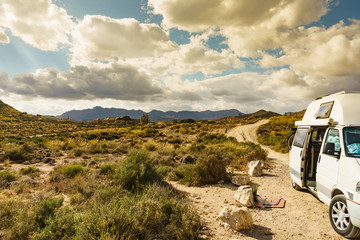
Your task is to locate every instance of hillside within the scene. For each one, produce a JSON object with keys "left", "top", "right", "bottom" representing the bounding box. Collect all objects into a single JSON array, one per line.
[
  {"left": 240, "top": 109, "right": 281, "bottom": 120},
  {"left": 257, "top": 110, "right": 305, "bottom": 153},
  {"left": 0, "top": 100, "right": 28, "bottom": 122},
  {"left": 58, "top": 106, "right": 242, "bottom": 122}
]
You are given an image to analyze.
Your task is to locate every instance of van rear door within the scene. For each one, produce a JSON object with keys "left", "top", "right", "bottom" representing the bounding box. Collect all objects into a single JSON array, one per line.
[{"left": 290, "top": 127, "right": 310, "bottom": 187}]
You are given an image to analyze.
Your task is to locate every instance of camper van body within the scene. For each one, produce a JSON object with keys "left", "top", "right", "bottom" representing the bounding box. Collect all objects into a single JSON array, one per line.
[{"left": 289, "top": 91, "right": 360, "bottom": 238}]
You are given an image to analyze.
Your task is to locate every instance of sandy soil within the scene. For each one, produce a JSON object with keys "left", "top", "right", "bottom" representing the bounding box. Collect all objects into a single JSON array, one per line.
[{"left": 171, "top": 120, "right": 344, "bottom": 240}]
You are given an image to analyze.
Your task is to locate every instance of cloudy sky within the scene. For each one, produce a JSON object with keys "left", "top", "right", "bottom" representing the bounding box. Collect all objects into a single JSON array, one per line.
[{"left": 0, "top": 0, "right": 359, "bottom": 115}]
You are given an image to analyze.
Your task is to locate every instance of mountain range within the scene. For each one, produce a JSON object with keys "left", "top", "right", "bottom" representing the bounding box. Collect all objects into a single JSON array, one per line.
[{"left": 58, "top": 106, "right": 242, "bottom": 122}]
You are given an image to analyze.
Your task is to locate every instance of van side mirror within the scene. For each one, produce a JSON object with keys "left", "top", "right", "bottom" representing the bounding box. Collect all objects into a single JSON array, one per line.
[{"left": 324, "top": 142, "right": 335, "bottom": 155}]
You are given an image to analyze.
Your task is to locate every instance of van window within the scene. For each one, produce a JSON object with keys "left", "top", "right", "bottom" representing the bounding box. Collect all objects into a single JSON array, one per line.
[
  {"left": 343, "top": 127, "right": 360, "bottom": 157},
  {"left": 323, "top": 128, "right": 340, "bottom": 155},
  {"left": 293, "top": 128, "right": 308, "bottom": 148},
  {"left": 316, "top": 101, "right": 334, "bottom": 119}
]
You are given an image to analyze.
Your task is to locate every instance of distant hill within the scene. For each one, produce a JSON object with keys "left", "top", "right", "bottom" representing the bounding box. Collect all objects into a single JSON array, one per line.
[
  {"left": 0, "top": 100, "right": 29, "bottom": 122},
  {"left": 58, "top": 107, "right": 242, "bottom": 122},
  {"left": 240, "top": 109, "right": 281, "bottom": 120}
]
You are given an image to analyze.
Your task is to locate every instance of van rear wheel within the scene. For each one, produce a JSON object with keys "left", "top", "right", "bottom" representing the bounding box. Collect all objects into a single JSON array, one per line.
[{"left": 329, "top": 194, "right": 360, "bottom": 239}]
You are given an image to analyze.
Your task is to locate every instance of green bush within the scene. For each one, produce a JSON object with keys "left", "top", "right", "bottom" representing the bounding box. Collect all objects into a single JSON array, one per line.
[
  {"left": 100, "top": 163, "right": 117, "bottom": 175},
  {"left": 194, "top": 150, "right": 229, "bottom": 185},
  {"left": 0, "top": 198, "right": 23, "bottom": 229},
  {"left": 0, "top": 170, "right": 18, "bottom": 186},
  {"left": 33, "top": 197, "right": 64, "bottom": 229},
  {"left": 11, "top": 197, "right": 64, "bottom": 239},
  {"left": 77, "top": 184, "right": 202, "bottom": 240},
  {"left": 57, "top": 164, "right": 85, "bottom": 179},
  {"left": 2, "top": 145, "right": 31, "bottom": 163},
  {"left": 113, "top": 150, "right": 163, "bottom": 192},
  {"left": 20, "top": 166, "right": 38, "bottom": 175},
  {"left": 173, "top": 164, "right": 198, "bottom": 186},
  {"left": 32, "top": 208, "right": 76, "bottom": 240},
  {"left": 174, "top": 149, "right": 229, "bottom": 186}
]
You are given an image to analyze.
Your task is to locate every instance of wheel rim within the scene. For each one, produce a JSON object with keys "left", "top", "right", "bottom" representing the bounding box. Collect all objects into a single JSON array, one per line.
[{"left": 331, "top": 201, "right": 350, "bottom": 231}]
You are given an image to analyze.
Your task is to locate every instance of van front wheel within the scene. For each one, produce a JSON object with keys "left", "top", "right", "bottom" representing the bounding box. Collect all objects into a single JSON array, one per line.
[{"left": 329, "top": 194, "right": 360, "bottom": 239}]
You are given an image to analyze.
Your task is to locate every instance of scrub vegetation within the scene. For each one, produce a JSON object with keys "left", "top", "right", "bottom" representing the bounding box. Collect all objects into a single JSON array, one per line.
[
  {"left": 257, "top": 111, "right": 305, "bottom": 153},
  {"left": 0, "top": 101, "right": 269, "bottom": 239}
]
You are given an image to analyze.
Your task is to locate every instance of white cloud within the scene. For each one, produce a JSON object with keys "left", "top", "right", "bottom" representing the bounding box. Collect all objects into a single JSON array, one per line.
[
  {"left": 71, "top": 15, "right": 177, "bottom": 64},
  {"left": 283, "top": 20, "right": 360, "bottom": 78},
  {"left": 270, "top": 68, "right": 307, "bottom": 86},
  {"left": 0, "top": 28, "right": 9, "bottom": 44},
  {"left": 0, "top": 0, "right": 74, "bottom": 51},
  {"left": 149, "top": 0, "right": 328, "bottom": 32},
  {"left": 149, "top": 0, "right": 329, "bottom": 58},
  {"left": 126, "top": 31, "right": 244, "bottom": 78},
  {"left": 0, "top": 63, "right": 163, "bottom": 101}
]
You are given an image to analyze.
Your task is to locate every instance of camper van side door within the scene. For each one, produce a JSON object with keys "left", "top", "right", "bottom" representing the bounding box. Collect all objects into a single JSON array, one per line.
[
  {"left": 317, "top": 128, "right": 341, "bottom": 205},
  {"left": 290, "top": 127, "right": 310, "bottom": 188}
]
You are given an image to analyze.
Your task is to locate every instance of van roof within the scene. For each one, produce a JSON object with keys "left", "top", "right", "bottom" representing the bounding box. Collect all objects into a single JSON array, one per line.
[{"left": 296, "top": 91, "right": 360, "bottom": 127}]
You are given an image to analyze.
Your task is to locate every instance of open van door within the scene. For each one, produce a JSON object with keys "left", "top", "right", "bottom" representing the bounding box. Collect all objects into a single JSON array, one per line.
[
  {"left": 316, "top": 128, "right": 341, "bottom": 205},
  {"left": 289, "top": 127, "right": 310, "bottom": 188}
]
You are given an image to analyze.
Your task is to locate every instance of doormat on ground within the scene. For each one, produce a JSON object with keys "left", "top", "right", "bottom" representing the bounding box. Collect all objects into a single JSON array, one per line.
[{"left": 255, "top": 197, "right": 286, "bottom": 208}]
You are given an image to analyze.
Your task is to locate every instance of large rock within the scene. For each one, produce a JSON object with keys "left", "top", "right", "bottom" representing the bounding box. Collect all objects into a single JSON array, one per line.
[
  {"left": 217, "top": 206, "right": 253, "bottom": 231},
  {"left": 248, "top": 160, "right": 263, "bottom": 177},
  {"left": 231, "top": 175, "right": 250, "bottom": 186},
  {"left": 234, "top": 185, "right": 254, "bottom": 207}
]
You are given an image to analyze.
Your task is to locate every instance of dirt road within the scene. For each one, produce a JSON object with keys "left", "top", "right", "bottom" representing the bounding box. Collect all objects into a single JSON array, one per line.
[{"left": 172, "top": 120, "right": 343, "bottom": 240}]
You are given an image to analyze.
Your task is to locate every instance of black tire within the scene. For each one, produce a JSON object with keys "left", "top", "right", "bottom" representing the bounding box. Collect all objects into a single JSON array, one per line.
[
  {"left": 287, "top": 133, "right": 295, "bottom": 150},
  {"left": 329, "top": 194, "right": 360, "bottom": 239},
  {"left": 291, "top": 180, "right": 301, "bottom": 190}
]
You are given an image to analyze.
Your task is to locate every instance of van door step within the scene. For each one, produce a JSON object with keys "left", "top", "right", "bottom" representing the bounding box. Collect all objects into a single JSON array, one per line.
[{"left": 308, "top": 186, "right": 317, "bottom": 192}]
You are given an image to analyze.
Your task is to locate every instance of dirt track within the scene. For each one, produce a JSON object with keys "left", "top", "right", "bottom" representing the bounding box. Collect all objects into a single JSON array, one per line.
[{"left": 172, "top": 120, "right": 344, "bottom": 240}]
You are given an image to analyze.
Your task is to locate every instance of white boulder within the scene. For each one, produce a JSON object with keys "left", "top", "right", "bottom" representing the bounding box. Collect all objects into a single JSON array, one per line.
[
  {"left": 231, "top": 175, "right": 250, "bottom": 186},
  {"left": 234, "top": 185, "right": 254, "bottom": 207},
  {"left": 217, "top": 206, "right": 253, "bottom": 231},
  {"left": 248, "top": 160, "right": 263, "bottom": 177}
]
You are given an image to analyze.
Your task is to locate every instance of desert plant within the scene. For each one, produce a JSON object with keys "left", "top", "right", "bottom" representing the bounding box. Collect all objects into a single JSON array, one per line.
[
  {"left": 100, "top": 163, "right": 117, "bottom": 175},
  {"left": 10, "top": 197, "right": 64, "bottom": 239},
  {"left": 51, "top": 164, "right": 85, "bottom": 181},
  {"left": 113, "top": 150, "right": 163, "bottom": 191},
  {"left": 0, "top": 170, "right": 18, "bottom": 187},
  {"left": 32, "top": 208, "right": 76, "bottom": 240},
  {"left": 20, "top": 166, "right": 38, "bottom": 175},
  {"left": 76, "top": 184, "right": 202, "bottom": 240},
  {"left": 0, "top": 198, "right": 23, "bottom": 229},
  {"left": 2, "top": 144, "right": 31, "bottom": 163}
]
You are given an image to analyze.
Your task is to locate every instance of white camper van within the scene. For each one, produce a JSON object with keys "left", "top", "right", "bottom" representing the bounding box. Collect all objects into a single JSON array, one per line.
[{"left": 289, "top": 91, "right": 360, "bottom": 238}]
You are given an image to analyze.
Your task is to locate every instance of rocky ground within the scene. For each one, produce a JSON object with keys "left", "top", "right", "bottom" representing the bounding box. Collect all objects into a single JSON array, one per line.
[{"left": 171, "top": 120, "right": 344, "bottom": 240}]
